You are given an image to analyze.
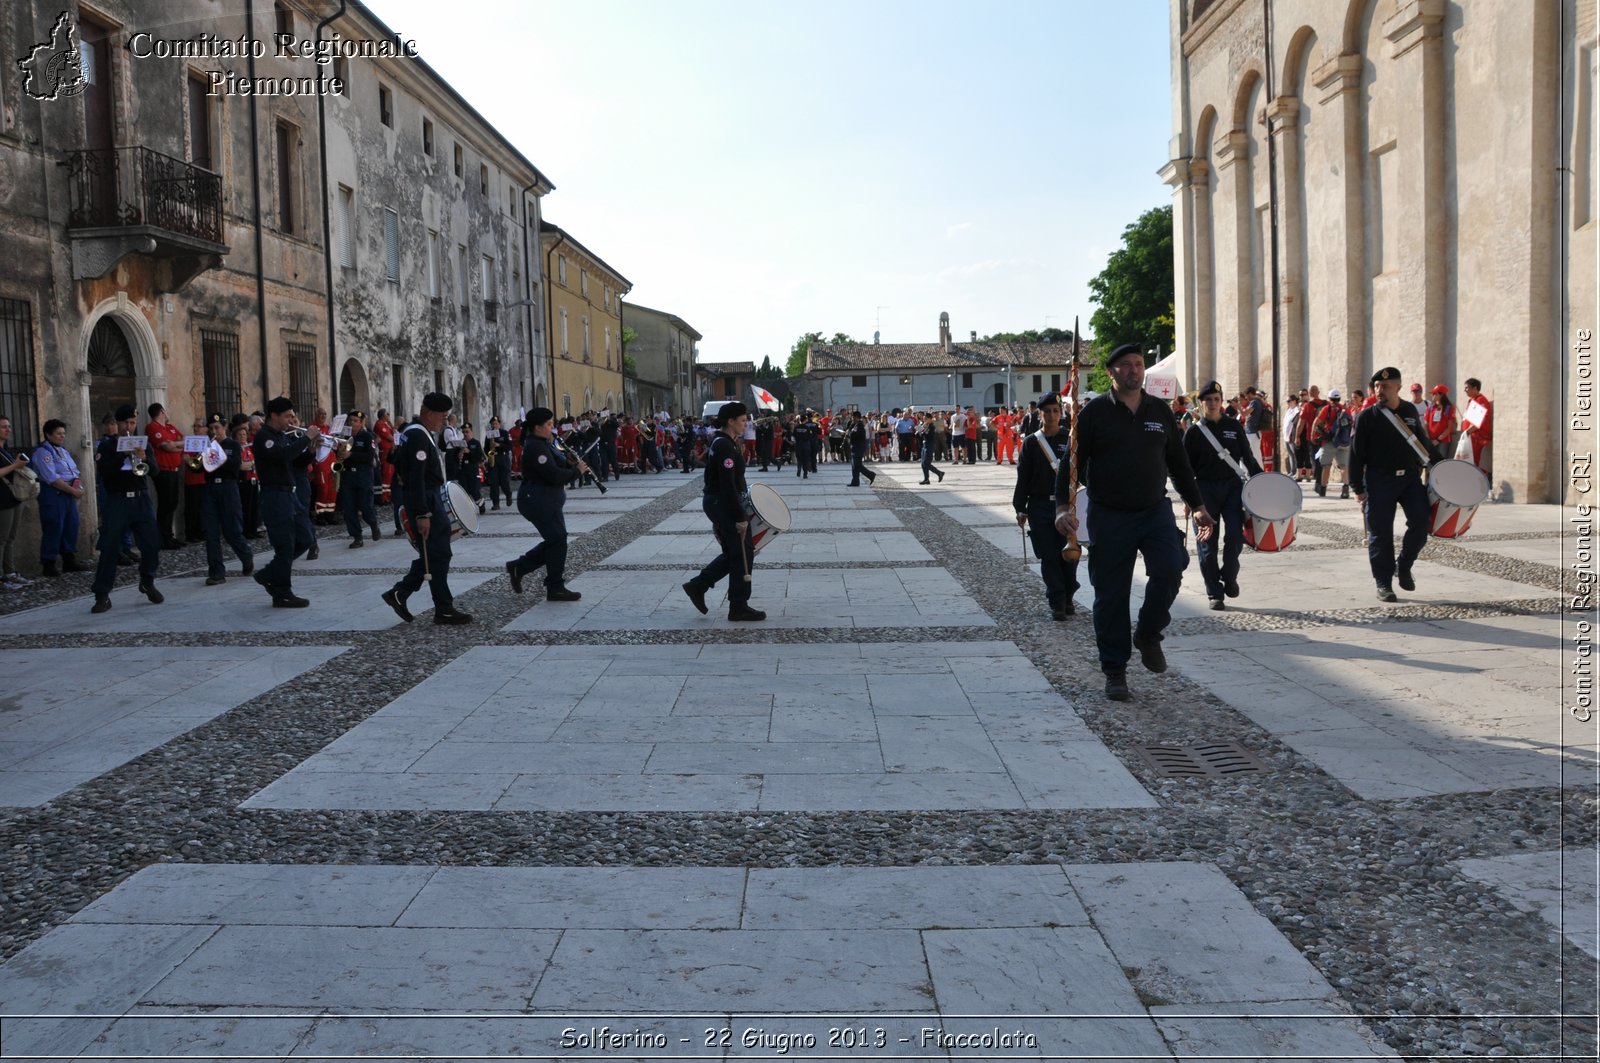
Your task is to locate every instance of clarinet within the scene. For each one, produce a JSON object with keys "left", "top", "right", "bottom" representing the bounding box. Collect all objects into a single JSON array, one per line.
[{"left": 554, "top": 436, "right": 607, "bottom": 494}]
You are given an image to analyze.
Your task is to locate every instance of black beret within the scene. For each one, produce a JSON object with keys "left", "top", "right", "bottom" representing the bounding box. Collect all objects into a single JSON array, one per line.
[
  {"left": 347, "top": 410, "right": 365, "bottom": 421},
  {"left": 229, "top": 413, "right": 250, "bottom": 429},
  {"left": 114, "top": 403, "right": 137, "bottom": 421},
  {"left": 1198, "top": 380, "right": 1223, "bottom": 399},
  {"left": 1371, "top": 366, "right": 1402, "bottom": 386},
  {"left": 527, "top": 407, "right": 554, "bottom": 427},
  {"left": 1105, "top": 343, "right": 1145, "bottom": 369},
  {"left": 715, "top": 401, "right": 749, "bottom": 426},
  {"left": 421, "top": 392, "right": 453, "bottom": 413},
  {"left": 209, "top": 413, "right": 225, "bottom": 425},
  {"left": 266, "top": 396, "right": 294, "bottom": 415},
  {"left": 1036, "top": 391, "right": 1060, "bottom": 408}
]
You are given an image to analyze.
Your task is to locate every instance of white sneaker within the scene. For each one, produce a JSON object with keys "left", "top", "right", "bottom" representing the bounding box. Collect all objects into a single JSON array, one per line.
[{"left": 5, "top": 572, "right": 31, "bottom": 586}]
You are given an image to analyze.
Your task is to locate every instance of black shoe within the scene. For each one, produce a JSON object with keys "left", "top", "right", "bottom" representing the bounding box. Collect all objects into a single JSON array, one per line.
[
  {"left": 1132, "top": 629, "right": 1167, "bottom": 673},
  {"left": 41, "top": 561, "right": 58, "bottom": 577},
  {"left": 370, "top": 526, "right": 381, "bottom": 541},
  {"left": 382, "top": 588, "right": 413, "bottom": 622},
  {"left": 306, "top": 546, "right": 319, "bottom": 561},
  {"left": 349, "top": 539, "right": 364, "bottom": 549},
  {"left": 1209, "top": 597, "right": 1225, "bottom": 611},
  {"left": 936, "top": 470, "right": 944, "bottom": 482},
  {"left": 1223, "top": 579, "right": 1239, "bottom": 599},
  {"left": 1339, "top": 486, "right": 1350, "bottom": 499},
  {"left": 91, "top": 596, "right": 111, "bottom": 614},
  {"left": 163, "top": 538, "right": 184, "bottom": 550},
  {"left": 241, "top": 559, "right": 254, "bottom": 577},
  {"left": 1051, "top": 606, "right": 1068, "bottom": 621},
  {"left": 920, "top": 480, "right": 930, "bottom": 485},
  {"left": 1314, "top": 484, "right": 1326, "bottom": 497},
  {"left": 1376, "top": 584, "right": 1398, "bottom": 602},
  {"left": 506, "top": 561, "right": 524, "bottom": 594},
  {"left": 848, "top": 481, "right": 860, "bottom": 487},
  {"left": 546, "top": 586, "right": 581, "bottom": 602},
  {"left": 272, "top": 594, "right": 310, "bottom": 608},
  {"left": 1397, "top": 568, "right": 1415, "bottom": 592},
  {"left": 492, "top": 504, "right": 501, "bottom": 511},
  {"left": 253, "top": 570, "right": 273, "bottom": 594},
  {"left": 1105, "top": 672, "right": 1131, "bottom": 701},
  {"left": 205, "top": 575, "right": 226, "bottom": 586},
  {"left": 728, "top": 604, "right": 767, "bottom": 621},
  {"left": 139, "top": 579, "right": 164, "bottom": 604},
  {"left": 433, "top": 608, "right": 474, "bottom": 625},
  {"left": 61, "top": 555, "right": 85, "bottom": 572},
  {"left": 682, "top": 581, "right": 708, "bottom": 615}
]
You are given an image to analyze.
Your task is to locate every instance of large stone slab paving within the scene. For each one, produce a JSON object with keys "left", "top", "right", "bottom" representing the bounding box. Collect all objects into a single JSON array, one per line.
[
  {"left": 1151, "top": 1000, "right": 1399, "bottom": 1061},
  {"left": 1458, "top": 848, "right": 1599, "bottom": 958},
  {"left": 0, "top": 646, "right": 346, "bottom": 807},
  {"left": 243, "top": 643, "right": 1151, "bottom": 813},
  {"left": 0, "top": 862, "right": 1379, "bottom": 1061},
  {"left": 1164, "top": 614, "right": 1586, "bottom": 798},
  {"left": 599, "top": 531, "right": 933, "bottom": 565},
  {"left": 651, "top": 508, "right": 904, "bottom": 532},
  {"left": 501, "top": 568, "right": 994, "bottom": 631}
]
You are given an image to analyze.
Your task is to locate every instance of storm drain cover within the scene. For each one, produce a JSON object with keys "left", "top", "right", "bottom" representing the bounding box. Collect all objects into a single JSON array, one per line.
[{"left": 1137, "top": 742, "right": 1269, "bottom": 777}]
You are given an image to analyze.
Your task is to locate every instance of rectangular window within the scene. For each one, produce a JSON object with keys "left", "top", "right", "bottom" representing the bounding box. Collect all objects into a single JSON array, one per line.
[
  {"left": 1032, "top": 374, "right": 1042, "bottom": 393},
  {"left": 479, "top": 163, "right": 488, "bottom": 195},
  {"left": 332, "top": 55, "right": 347, "bottom": 93},
  {"left": 336, "top": 185, "right": 354, "bottom": 268},
  {"left": 392, "top": 364, "right": 405, "bottom": 417},
  {"left": 275, "top": 122, "right": 295, "bottom": 233},
  {"left": 508, "top": 184, "right": 515, "bottom": 215},
  {"left": 187, "top": 73, "right": 213, "bottom": 171},
  {"left": 557, "top": 255, "right": 567, "bottom": 286},
  {"left": 580, "top": 269, "right": 588, "bottom": 297},
  {"left": 378, "top": 83, "right": 392, "bottom": 127},
  {"left": 961, "top": 372, "right": 973, "bottom": 389},
  {"left": 286, "top": 342, "right": 317, "bottom": 417},
  {"left": 453, "top": 142, "right": 463, "bottom": 178},
  {"left": 723, "top": 375, "right": 736, "bottom": 397},
  {"left": 604, "top": 286, "right": 611, "bottom": 310},
  {"left": 1050, "top": 373, "right": 1061, "bottom": 392},
  {"left": 851, "top": 375, "right": 867, "bottom": 388},
  {"left": 200, "top": 328, "right": 242, "bottom": 421},
  {"left": 457, "top": 244, "right": 468, "bottom": 314},
  {"left": 422, "top": 116, "right": 433, "bottom": 156},
  {"left": 481, "top": 254, "right": 496, "bottom": 320},
  {"left": 274, "top": 2, "right": 293, "bottom": 38},
  {"left": 0, "top": 297, "right": 38, "bottom": 445},
  {"left": 426, "top": 229, "right": 440, "bottom": 298},
  {"left": 383, "top": 208, "right": 398, "bottom": 283},
  {"left": 582, "top": 316, "right": 590, "bottom": 361},
  {"left": 560, "top": 308, "right": 569, "bottom": 356},
  {"left": 604, "top": 327, "right": 611, "bottom": 368},
  {"left": 434, "top": 369, "right": 445, "bottom": 395}
]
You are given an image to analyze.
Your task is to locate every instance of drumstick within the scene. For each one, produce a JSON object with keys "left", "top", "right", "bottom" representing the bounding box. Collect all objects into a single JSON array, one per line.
[
  {"left": 1021, "top": 522, "right": 1028, "bottom": 563},
  {"left": 739, "top": 524, "right": 752, "bottom": 583}
]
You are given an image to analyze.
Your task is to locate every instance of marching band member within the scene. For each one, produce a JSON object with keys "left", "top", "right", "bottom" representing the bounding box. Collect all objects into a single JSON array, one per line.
[
  {"left": 201, "top": 413, "right": 253, "bottom": 586},
  {"left": 182, "top": 415, "right": 207, "bottom": 544},
  {"left": 144, "top": 403, "right": 185, "bottom": 549},
  {"left": 383, "top": 392, "right": 472, "bottom": 625},
  {"left": 484, "top": 415, "right": 514, "bottom": 506},
  {"left": 847, "top": 410, "right": 875, "bottom": 487},
  {"left": 682, "top": 401, "right": 765, "bottom": 621},
  {"left": 89, "top": 404, "right": 163, "bottom": 614},
  {"left": 231, "top": 415, "right": 260, "bottom": 539},
  {"left": 918, "top": 413, "right": 945, "bottom": 484},
  {"left": 253, "top": 397, "right": 317, "bottom": 607},
  {"left": 1013, "top": 392, "right": 1079, "bottom": 620},
  {"left": 374, "top": 408, "right": 396, "bottom": 504},
  {"left": 1349, "top": 366, "right": 1440, "bottom": 602},
  {"left": 309, "top": 406, "right": 338, "bottom": 523},
  {"left": 339, "top": 410, "right": 381, "bottom": 547},
  {"left": 288, "top": 411, "right": 320, "bottom": 561},
  {"left": 505, "top": 407, "right": 585, "bottom": 602},
  {"left": 1184, "top": 381, "right": 1261, "bottom": 610}
]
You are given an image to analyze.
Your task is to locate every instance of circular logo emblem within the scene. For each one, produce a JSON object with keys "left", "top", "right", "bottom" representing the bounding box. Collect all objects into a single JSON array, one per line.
[
  {"left": 724, "top": 458, "right": 735, "bottom": 468},
  {"left": 537, "top": 455, "right": 548, "bottom": 464},
  {"left": 416, "top": 450, "right": 426, "bottom": 460},
  {"left": 264, "top": 439, "right": 274, "bottom": 448}
]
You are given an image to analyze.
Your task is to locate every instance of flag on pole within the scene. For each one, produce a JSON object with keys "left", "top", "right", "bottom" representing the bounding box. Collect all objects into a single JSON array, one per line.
[{"left": 751, "top": 384, "right": 781, "bottom": 411}]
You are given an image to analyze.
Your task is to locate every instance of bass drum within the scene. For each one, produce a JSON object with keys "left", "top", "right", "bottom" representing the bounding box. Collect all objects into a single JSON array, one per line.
[
  {"left": 1241, "top": 471, "right": 1302, "bottom": 552},
  {"left": 399, "top": 481, "right": 481, "bottom": 546},
  {"left": 1426, "top": 458, "right": 1489, "bottom": 538},
  {"left": 745, "top": 483, "right": 792, "bottom": 554}
]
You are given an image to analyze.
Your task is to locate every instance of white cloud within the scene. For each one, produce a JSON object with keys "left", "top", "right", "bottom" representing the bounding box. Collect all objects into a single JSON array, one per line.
[{"left": 945, "top": 221, "right": 975, "bottom": 238}]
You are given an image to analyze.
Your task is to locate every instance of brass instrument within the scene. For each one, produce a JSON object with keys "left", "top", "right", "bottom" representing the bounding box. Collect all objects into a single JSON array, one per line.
[{"left": 131, "top": 458, "right": 150, "bottom": 477}]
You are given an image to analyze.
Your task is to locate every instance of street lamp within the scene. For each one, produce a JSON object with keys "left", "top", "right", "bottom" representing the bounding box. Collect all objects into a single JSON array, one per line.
[
  {"left": 1005, "top": 364, "right": 1012, "bottom": 408},
  {"left": 900, "top": 375, "right": 911, "bottom": 409},
  {"left": 946, "top": 373, "right": 953, "bottom": 405}
]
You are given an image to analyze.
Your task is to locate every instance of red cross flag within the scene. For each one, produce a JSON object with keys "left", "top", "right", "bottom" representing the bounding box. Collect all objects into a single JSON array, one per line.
[{"left": 751, "top": 385, "right": 781, "bottom": 411}]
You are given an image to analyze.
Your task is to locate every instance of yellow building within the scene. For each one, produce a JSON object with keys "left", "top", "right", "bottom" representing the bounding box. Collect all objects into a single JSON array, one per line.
[{"left": 541, "top": 221, "right": 631, "bottom": 416}]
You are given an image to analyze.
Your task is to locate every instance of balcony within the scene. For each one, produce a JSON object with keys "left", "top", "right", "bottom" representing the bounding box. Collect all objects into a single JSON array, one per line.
[{"left": 62, "top": 146, "right": 229, "bottom": 292}]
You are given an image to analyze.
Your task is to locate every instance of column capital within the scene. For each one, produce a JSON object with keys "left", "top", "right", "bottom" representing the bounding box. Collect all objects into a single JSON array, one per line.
[
  {"left": 1214, "top": 130, "right": 1250, "bottom": 170},
  {"left": 1188, "top": 157, "right": 1211, "bottom": 183},
  {"left": 1159, "top": 157, "right": 1191, "bottom": 188},
  {"left": 1266, "top": 96, "right": 1301, "bottom": 130},
  {"left": 1311, "top": 53, "right": 1362, "bottom": 105},
  {"left": 1385, "top": 0, "right": 1445, "bottom": 57}
]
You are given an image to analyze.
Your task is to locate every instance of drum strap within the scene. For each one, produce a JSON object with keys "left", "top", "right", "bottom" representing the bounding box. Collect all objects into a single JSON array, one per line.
[
  {"left": 1030, "top": 430, "right": 1060, "bottom": 474},
  {"left": 1196, "top": 422, "right": 1251, "bottom": 483},
  {"left": 1379, "top": 408, "right": 1434, "bottom": 466}
]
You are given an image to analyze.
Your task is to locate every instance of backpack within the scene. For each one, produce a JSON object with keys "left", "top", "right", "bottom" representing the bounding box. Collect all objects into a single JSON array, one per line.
[{"left": 1332, "top": 409, "right": 1354, "bottom": 449}]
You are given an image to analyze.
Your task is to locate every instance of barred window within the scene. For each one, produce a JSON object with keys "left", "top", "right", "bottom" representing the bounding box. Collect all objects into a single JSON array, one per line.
[
  {"left": 200, "top": 329, "right": 242, "bottom": 421},
  {"left": 383, "top": 209, "right": 399, "bottom": 283},
  {"left": 286, "top": 342, "right": 318, "bottom": 417},
  {"left": 0, "top": 297, "right": 38, "bottom": 445}
]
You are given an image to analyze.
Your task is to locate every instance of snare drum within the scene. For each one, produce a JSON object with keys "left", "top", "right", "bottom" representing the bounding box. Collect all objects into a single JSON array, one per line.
[
  {"left": 399, "top": 481, "right": 481, "bottom": 546},
  {"left": 1426, "top": 458, "right": 1489, "bottom": 538},
  {"left": 745, "top": 483, "right": 792, "bottom": 555},
  {"left": 1240, "top": 471, "right": 1302, "bottom": 552}
]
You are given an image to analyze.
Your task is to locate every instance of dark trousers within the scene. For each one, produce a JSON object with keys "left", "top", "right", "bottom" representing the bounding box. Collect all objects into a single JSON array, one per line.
[
  {"left": 202, "top": 481, "right": 252, "bottom": 577},
  {"left": 341, "top": 467, "right": 378, "bottom": 539},
  {"left": 91, "top": 492, "right": 159, "bottom": 597},
  {"left": 641, "top": 442, "right": 664, "bottom": 473},
  {"left": 153, "top": 470, "right": 180, "bottom": 542},
  {"left": 598, "top": 439, "right": 618, "bottom": 480},
  {"left": 1026, "top": 498, "right": 1080, "bottom": 609},
  {"left": 965, "top": 436, "right": 978, "bottom": 463},
  {"left": 678, "top": 438, "right": 696, "bottom": 471},
  {"left": 239, "top": 481, "right": 260, "bottom": 537},
  {"left": 849, "top": 449, "right": 874, "bottom": 486},
  {"left": 1364, "top": 468, "right": 1430, "bottom": 585},
  {"left": 1195, "top": 478, "right": 1246, "bottom": 599},
  {"left": 512, "top": 484, "right": 569, "bottom": 590},
  {"left": 756, "top": 439, "right": 773, "bottom": 470},
  {"left": 38, "top": 490, "right": 81, "bottom": 562},
  {"left": 1086, "top": 499, "right": 1190, "bottom": 674},
  {"left": 691, "top": 497, "right": 752, "bottom": 606},
  {"left": 260, "top": 487, "right": 313, "bottom": 595},
  {"left": 920, "top": 440, "right": 942, "bottom": 482},
  {"left": 183, "top": 482, "right": 204, "bottom": 541},
  {"left": 393, "top": 492, "right": 455, "bottom": 610},
  {"left": 898, "top": 433, "right": 914, "bottom": 461},
  {"left": 488, "top": 461, "right": 513, "bottom": 504},
  {"left": 456, "top": 467, "right": 482, "bottom": 503}
]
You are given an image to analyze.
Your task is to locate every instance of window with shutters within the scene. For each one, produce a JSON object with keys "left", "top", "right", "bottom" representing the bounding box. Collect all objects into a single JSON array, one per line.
[
  {"left": 392, "top": 364, "right": 405, "bottom": 417},
  {"left": 1051, "top": 373, "right": 1061, "bottom": 392},
  {"left": 422, "top": 117, "right": 433, "bottom": 156},
  {"left": 336, "top": 185, "right": 354, "bottom": 268},
  {"left": 582, "top": 316, "right": 590, "bottom": 362},
  {"left": 560, "top": 309, "right": 568, "bottom": 356},
  {"left": 603, "top": 286, "right": 611, "bottom": 311},
  {"left": 1032, "top": 374, "right": 1042, "bottom": 393},
  {"left": 200, "top": 329, "right": 242, "bottom": 421},
  {"left": 434, "top": 369, "right": 445, "bottom": 396},
  {"left": 479, "top": 163, "right": 487, "bottom": 195},
  {"left": 383, "top": 208, "right": 398, "bottom": 283},
  {"left": 187, "top": 73, "right": 214, "bottom": 171},
  {"left": 580, "top": 269, "right": 588, "bottom": 297},
  {"left": 961, "top": 372, "right": 973, "bottom": 389},
  {"left": 332, "top": 55, "right": 347, "bottom": 94},
  {"left": 457, "top": 244, "right": 468, "bottom": 315},
  {"left": 557, "top": 255, "right": 567, "bottom": 286},
  {"left": 378, "top": 83, "right": 392, "bottom": 127},
  {"left": 481, "top": 254, "right": 496, "bottom": 320},
  {"left": 426, "top": 229, "right": 440, "bottom": 299},
  {"left": 0, "top": 298, "right": 38, "bottom": 446},
  {"left": 453, "top": 142, "right": 462, "bottom": 178},
  {"left": 275, "top": 122, "right": 296, "bottom": 233},
  {"left": 604, "top": 327, "right": 611, "bottom": 368},
  {"left": 286, "top": 342, "right": 317, "bottom": 416}
]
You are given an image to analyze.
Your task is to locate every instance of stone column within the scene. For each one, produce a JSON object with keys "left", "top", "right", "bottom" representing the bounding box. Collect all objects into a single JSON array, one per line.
[
  {"left": 1310, "top": 52, "right": 1365, "bottom": 393},
  {"left": 1189, "top": 159, "right": 1215, "bottom": 387},
  {"left": 1215, "top": 129, "right": 1254, "bottom": 393},
  {"left": 1268, "top": 96, "right": 1305, "bottom": 394},
  {"left": 1159, "top": 155, "right": 1196, "bottom": 390},
  {"left": 1384, "top": 0, "right": 1447, "bottom": 387}
]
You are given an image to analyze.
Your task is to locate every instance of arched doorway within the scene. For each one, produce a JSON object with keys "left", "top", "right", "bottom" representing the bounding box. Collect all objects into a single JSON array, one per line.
[
  {"left": 338, "top": 358, "right": 369, "bottom": 415},
  {"left": 87, "top": 317, "right": 137, "bottom": 428},
  {"left": 583, "top": 385, "right": 592, "bottom": 413},
  {"left": 605, "top": 390, "right": 615, "bottom": 413},
  {"left": 461, "top": 374, "right": 478, "bottom": 428},
  {"left": 535, "top": 383, "right": 547, "bottom": 412}
]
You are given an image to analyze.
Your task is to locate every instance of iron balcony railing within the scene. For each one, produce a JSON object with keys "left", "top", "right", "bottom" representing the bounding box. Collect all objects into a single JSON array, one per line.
[{"left": 64, "top": 146, "right": 223, "bottom": 244}]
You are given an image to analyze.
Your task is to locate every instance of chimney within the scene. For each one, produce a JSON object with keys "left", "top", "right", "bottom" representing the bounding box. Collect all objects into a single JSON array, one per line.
[
  {"left": 938, "top": 311, "right": 951, "bottom": 354},
  {"left": 873, "top": 331, "right": 880, "bottom": 344},
  {"left": 970, "top": 331, "right": 977, "bottom": 343}
]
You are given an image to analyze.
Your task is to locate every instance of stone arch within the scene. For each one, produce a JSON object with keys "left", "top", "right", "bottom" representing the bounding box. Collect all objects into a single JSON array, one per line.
[
  {"left": 535, "top": 383, "right": 547, "bottom": 411},
  {"left": 81, "top": 294, "right": 164, "bottom": 430},
  {"left": 1230, "top": 63, "right": 1265, "bottom": 133},
  {"left": 1282, "top": 24, "right": 1320, "bottom": 95},
  {"left": 461, "top": 373, "right": 478, "bottom": 429},
  {"left": 1281, "top": 25, "right": 1321, "bottom": 394},
  {"left": 338, "top": 357, "right": 369, "bottom": 414},
  {"left": 606, "top": 390, "right": 615, "bottom": 413},
  {"left": 1194, "top": 104, "right": 1218, "bottom": 160}
]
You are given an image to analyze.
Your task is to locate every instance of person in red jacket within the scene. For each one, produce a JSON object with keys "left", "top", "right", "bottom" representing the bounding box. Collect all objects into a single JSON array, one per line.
[
  {"left": 1423, "top": 385, "right": 1457, "bottom": 454},
  {"left": 374, "top": 408, "right": 396, "bottom": 504},
  {"left": 309, "top": 407, "right": 337, "bottom": 522},
  {"left": 1462, "top": 378, "right": 1492, "bottom": 474}
]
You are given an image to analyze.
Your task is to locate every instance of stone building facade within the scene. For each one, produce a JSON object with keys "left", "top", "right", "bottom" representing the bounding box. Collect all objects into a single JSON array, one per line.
[
  {"left": 621, "top": 301, "right": 700, "bottom": 416},
  {"left": 542, "top": 221, "right": 631, "bottom": 417},
  {"left": 697, "top": 362, "right": 756, "bottom": 407},
  {"left": 1165, "top": 0, "right": 1596, "bottom": 502}
]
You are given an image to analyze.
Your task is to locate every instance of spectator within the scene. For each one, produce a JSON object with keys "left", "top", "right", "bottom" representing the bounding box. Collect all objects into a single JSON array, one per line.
[
  {"left": 1461, "top": 378, "right": 1492, "bottom": 475},
  {"left": 1425, "top": 385, "right": 1457, "bottom": 456},
  {"left": 0, "top": 416, "right": 32, "bottom": 587},
  {"left": 32, "top": 418, "right": 87, "bottom": 575},
  {"left": 1310, "top": 389, "right": 1355, "bottom": 498}
]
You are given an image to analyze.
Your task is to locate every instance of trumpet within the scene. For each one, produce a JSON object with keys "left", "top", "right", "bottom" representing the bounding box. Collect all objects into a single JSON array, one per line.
[{"left": 131, "top": 458, "right": 149, "bottom": 477}]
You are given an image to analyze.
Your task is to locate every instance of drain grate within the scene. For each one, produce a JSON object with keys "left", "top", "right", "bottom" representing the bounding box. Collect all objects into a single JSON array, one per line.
[{"left": 1137, "top": 742, "right": 1269, "bottom": 778}]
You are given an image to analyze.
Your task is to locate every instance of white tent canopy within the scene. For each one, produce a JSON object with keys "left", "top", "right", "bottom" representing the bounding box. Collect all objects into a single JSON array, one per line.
[{"left": 1143, "top": 351, "right": 1185, "bottom": 400}]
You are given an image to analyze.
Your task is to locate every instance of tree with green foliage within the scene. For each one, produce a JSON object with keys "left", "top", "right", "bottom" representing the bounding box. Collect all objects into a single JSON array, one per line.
[
  {"left": 979, "top": 327, "right": 1076, "bottom": 345},
  {"left": 784, "top": 331, "right": 857, "bottom": 378},
  {"left": 755, "top": 355, "right": 783, "bottom": 382},
  {"left": 1086, "top": 205, "right": 1175, "bottom": 365}
]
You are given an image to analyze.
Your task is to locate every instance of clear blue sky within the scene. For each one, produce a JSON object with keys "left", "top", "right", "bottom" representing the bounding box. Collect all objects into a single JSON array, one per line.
[{"left": 369, "top": 0, "right": 1174, "bottom": 367}]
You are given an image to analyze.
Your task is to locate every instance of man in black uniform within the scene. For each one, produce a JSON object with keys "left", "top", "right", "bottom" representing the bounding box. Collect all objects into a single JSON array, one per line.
[
  {"left": 339, "top": 410, "right": 381, "bottom": 548},
  {"left": 1349, "top": 365, "right": 1439, "bottom": 602},
  {"left": 682, "top": 401, "right": 765, "bottom": 621},
  {"left": 383, "top": 392, "right": 472, "bottom": 625},
  {"left": 754, "top": 416, "right": 774, "bottom": 472},
  {"left": 1054, "top": 344, "right": 1214, "bottom": 701},
  {"left": 791, "top": 414, "right": 814, "bottom": 479},
  {"left": 253, "top": 396, "right": 318, "bottom": 607},
  {"left": 597, "top": 410, "right": 620, "bottom": 482},
  {"left": 89, "top": 404, "right": 164, "bottom": 614},
  {"left": 201, "top": 413, "right": 253, "bottom": 586},
  {"left": 1013, "top": 392, "right": 1080, "bottom": 620},
  {"left": 287, "top": 410, "right": 320, "bottom": 561},
  {"left": 846, "top": 410, "right": 875, "bottom": 487},
  {"left": 505, "top": 406, "right": 587, "bottom": 602},
  {"left": 1184, "top": 381, "right": 1262, "bottom": 610},
  {"left": 456, "top": 422, "right": 485, "bottom": 511},
  {"left": 484, "top": 416, "right": 514, "bottom": 506}
]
